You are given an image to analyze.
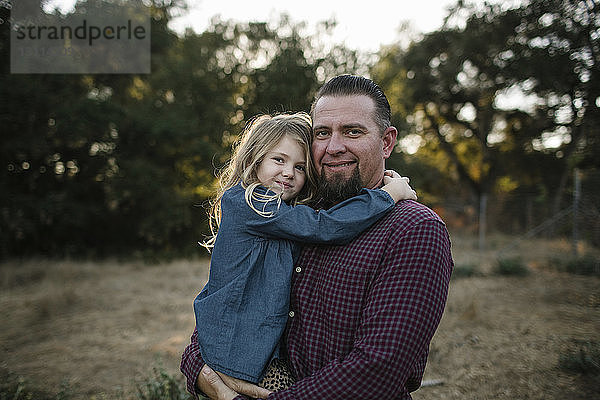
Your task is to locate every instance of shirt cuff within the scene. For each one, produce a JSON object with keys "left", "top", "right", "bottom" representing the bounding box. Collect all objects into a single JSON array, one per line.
[{"left": 180, "top": 329, "right": 206, "bottom": 398}]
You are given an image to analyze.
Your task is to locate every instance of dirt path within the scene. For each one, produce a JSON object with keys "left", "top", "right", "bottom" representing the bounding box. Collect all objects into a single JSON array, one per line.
[{"left": 1, "top": 255, "right": 598, "bottom": 399}]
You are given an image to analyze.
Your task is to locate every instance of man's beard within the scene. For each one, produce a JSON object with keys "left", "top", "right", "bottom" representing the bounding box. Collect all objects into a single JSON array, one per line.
[{"left": 314, "top": 166, "right": 363, "bottom": 209}]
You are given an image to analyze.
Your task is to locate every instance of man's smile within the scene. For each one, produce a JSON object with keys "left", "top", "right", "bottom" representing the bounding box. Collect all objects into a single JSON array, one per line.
[{"left": 323, "top": 160, "right": 357, "bottom": 170}]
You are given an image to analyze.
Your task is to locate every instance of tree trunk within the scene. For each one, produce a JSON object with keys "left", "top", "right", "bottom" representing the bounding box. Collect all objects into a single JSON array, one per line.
[{"left": 479, "top": 192, "right": 488, "bottom": 251}]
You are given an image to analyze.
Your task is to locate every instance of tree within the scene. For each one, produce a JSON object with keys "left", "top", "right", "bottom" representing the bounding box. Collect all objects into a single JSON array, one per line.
[
  {"left": 373, "top": 0, "right": 599, "bottom": 247},
  {"left": 1, "top": 2, "right": 365, "bottom": 258},
  {"left": 0, "top": 1, "right": 127, "bottom": 257}
]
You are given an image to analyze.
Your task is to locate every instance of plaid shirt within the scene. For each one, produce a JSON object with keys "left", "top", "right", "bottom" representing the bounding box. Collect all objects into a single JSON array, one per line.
[{"left": 181, "top": 200, "right": 453, "bottom": 399}]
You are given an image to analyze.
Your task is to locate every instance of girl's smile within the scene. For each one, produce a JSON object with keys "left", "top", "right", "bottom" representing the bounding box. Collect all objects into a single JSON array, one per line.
[{"left": 256, "top": 135, "right": 307, "bottom": 201}]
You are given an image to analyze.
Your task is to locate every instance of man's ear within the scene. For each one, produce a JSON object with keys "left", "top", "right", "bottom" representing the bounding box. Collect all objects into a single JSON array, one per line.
[{"left": 382, "top": 126, "right": 398, "bottom": 159}]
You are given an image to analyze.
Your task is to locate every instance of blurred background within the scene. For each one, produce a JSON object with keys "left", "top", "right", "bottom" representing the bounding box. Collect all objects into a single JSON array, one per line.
[
  {"left": 2, "top": 0, "right": 599, "bottom": 260},
  {"left": 1, "top": 0, "right": 598, "bottom": 399}
]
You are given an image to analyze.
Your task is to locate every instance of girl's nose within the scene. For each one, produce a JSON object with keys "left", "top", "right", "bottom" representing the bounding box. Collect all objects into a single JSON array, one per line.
[{"left": 281, "top": 165, "right": 294, "bottom": 178}]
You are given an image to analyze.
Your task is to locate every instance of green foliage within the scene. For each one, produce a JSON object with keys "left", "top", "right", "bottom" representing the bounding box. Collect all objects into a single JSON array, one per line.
[
  {"left": 495, "top": 257, "right": 529, "bottom": 276},
  {"left": 0, "top": 368, "right": 72, "bottom": 400},
  {"left": 558, "top": 341, "right": 600, "bottom": 375},
  {"left": 563, "top": 256, "right": 600, "bottom": 276},
  {"left": 135, "top": 367, "right": 191, "bottom": 400},
  {"left": 2, "top": 0, "right": 599, "bottom": 259},
  {"left": 0, "top": 365, "right": 192, "bottom": 400},
  {"left": 0, "top": 2, "right": 361, "bottom": 259},
  {"left": 373, "top": 0, "right": 600, "bottom": 234},
  {"left": 452, "top": 264, "right": 479, "bottom": 279}
]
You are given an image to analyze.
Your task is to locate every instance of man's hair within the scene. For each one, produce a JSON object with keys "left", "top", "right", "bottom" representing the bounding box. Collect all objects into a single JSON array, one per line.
[{"left": 310, "top": 74, "right": 392, "bottom": 134}]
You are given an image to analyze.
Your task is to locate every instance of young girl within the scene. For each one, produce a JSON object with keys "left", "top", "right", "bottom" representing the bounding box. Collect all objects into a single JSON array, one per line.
[{"left": 193, "top": 112, "right": 416, "bottom": 392}]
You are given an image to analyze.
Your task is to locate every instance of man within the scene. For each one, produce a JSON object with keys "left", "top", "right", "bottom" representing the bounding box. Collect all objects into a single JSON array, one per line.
[{"left": 181, "top": 74, "right": 453, "bottom": 399}]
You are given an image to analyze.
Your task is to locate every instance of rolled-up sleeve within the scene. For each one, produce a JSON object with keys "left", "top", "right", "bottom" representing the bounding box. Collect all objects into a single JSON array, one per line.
[
  {"left": 180, "top": 328, "right": 205, "bottom": 398},
  {"left": 181, "top": 329, "right": 253, "bottom": 400}
]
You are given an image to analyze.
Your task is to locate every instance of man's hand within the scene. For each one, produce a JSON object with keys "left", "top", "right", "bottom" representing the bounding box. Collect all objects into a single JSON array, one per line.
[
  {"left": 217, "top": 371, "right": 272, "bottom": 399},
  {"left": 197, "top": 365, "right": 272, "bottom": 400},
  {"left": 197, "top": 365, "right": 239, "bottom": 400}
]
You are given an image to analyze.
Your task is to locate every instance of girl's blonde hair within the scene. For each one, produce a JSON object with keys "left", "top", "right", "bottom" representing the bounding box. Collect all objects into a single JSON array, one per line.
[{"left": 203, "top": 112, "right": 316, "bottom": 249}]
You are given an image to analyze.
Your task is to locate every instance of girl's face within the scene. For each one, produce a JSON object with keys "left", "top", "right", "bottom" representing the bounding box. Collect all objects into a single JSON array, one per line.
[{"left": 256, "top": 135, "right": 307, "bottom": 201}]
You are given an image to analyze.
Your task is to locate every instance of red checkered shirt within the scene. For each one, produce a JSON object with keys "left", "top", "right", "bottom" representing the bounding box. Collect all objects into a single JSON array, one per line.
[{"left": 181, "top": 200, "right": 453, "bottom": 399}]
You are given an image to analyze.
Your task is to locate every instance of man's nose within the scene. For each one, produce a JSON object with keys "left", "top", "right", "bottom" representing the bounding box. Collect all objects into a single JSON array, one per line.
[{"left": 326, "top": 132, "right": 346, "bottom": 155}]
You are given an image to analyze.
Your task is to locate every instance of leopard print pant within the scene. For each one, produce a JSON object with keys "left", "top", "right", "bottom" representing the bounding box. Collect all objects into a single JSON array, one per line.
[{"left": 258, "top": 358, "right": 295, "bottom": 392}]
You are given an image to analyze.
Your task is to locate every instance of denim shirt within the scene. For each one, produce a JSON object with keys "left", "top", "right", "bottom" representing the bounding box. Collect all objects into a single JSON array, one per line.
[{"left": 193, "top": 183, "right": 395, "bottom": 382}]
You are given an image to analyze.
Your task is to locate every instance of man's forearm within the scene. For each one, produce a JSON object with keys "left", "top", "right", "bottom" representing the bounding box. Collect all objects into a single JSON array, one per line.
[
  {"left": 181, "top": 328, "right": 206, "bottom": 398},
  {"left": 182, "top": 330, "right": 269, "bottom": 400}
]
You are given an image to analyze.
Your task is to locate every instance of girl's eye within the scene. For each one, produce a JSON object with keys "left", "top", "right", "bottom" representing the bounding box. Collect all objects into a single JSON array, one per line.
[
  {"left": 295, "top": 165, "right": 306, "bottom": 172},
  {"left": 272, "top": 157, "right": 284, "bottom": 163}
]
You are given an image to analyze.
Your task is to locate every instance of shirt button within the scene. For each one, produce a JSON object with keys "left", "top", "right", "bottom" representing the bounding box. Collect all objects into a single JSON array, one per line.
[
  {"left": 288, "top": 311, "right": 295, "bottom": 318},
  {"left": 295, "top": 266, "right": 302, "bottom": 273}
]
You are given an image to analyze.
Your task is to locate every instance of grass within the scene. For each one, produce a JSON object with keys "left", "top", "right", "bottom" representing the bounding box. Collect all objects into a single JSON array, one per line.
[
  {"left": 0, "top": 366, "right": 192, "bottom": 400},
  {"left": 0, "top": 367, "right": 72, "bottom": 400},
  {"left": 0, "top": 258, "right": 206, "bottom": 399},
  {"left": 135, "top": 367, "right": 192, "bottom": 400},
  {"left": 1, "top": 234, "right": 598, "bottom": 399},
  {"left": 558, "top": 341, "right": 600, "bottom": 375}
]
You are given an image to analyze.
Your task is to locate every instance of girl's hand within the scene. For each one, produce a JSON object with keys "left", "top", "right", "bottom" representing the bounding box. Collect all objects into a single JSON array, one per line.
[
  {"left": 384, "top": 169, "right": 402, "bottom": 179},
  {"left": 382, "top": 170, "right": 417, "bottom": 202}
]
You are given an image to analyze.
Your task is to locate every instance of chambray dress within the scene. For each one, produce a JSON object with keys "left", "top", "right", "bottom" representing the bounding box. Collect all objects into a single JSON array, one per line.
[{"left": 193, "top": 183, "right": 394, "bottom": 382}]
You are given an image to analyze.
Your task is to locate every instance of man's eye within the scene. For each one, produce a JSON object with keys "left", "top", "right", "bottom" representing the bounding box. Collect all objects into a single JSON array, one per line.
[
  {"left": 347, "top": 129, "right": 362, "bottom": 136},
  {"left": 314, "top": 130, "right": 330, "bottom": 138}
]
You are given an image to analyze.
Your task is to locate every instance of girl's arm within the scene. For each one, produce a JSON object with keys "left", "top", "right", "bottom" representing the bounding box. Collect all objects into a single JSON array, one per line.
[{"left": 244, "top": 175, "right": 416, "bottom": 244}]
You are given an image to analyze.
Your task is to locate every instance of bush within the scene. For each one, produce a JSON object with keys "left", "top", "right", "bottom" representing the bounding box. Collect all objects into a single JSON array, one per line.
[
  {"left": 564, "top": 256, "right": 600, "bottom": 276},
  {"left": 558, "top": 341, "right": 600, "bottom": 374},
  {"left": 0, "top": 368, "right": 71, "bottom": 400},
  {"left": 452, "top": 264, "right": 479, "bottom": 279},
  {"left": 495, "top": 257, "right": 529, "bottom": 276},
  {"left": 0, "top": 366, "right": 191, "bottom": 400},
  {"left": 135, "top": 367, "right": 192, "bottom": 400}
]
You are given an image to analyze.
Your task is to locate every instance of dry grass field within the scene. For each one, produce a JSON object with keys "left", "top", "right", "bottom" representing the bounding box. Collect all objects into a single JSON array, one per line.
[{"left": 1, "top": 234, "right": 599, "bottom": 399}]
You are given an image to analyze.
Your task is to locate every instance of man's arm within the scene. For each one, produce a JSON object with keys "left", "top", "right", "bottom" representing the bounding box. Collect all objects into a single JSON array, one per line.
[
  {"left": 181, "top": 328, "right": 271, "bottom": 400},
  {"left": 269, "top": 220, "right": 453, "bottom": 399},
  {"left": 180, "top": 328, "right": 207, "bottom": 398}
]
